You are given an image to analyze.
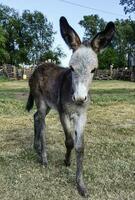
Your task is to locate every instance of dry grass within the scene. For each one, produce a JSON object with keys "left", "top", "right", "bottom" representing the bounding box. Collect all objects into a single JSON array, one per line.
[{"left": 0, "top": 80, "right": 135, "bottom": 200}]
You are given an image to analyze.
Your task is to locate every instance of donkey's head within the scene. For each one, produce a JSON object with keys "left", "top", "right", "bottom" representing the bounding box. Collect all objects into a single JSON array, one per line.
[{"left": 60, "top": 17, "right": 115, "bottom": 104}]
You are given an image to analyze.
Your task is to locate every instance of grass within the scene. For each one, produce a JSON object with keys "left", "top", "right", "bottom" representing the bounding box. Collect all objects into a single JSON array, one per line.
[{"left": 0, "top": 80, "right": 135, "bottom": 200}]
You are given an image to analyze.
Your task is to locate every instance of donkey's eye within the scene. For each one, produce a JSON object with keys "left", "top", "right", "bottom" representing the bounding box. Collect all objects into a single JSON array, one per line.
[
  {"left": 70, "top": 66, "right": 75, "bottom": 72},
  {"left": 91, "top": 68, "right": 96, "bottom": 73}
]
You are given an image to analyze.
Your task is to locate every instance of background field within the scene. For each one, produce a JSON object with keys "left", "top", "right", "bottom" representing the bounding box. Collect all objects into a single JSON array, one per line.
[{"left": 0, "top": 80, "right": 135, "bottom": 200}]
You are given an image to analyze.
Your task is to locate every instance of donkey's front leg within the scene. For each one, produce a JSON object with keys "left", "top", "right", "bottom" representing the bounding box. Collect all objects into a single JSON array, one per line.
[
  {"left": 74, "top": 113, "right": 88, "bottom": 197},
  {"left": 60, "top": 113, "right": 74, "bottom": 166}
]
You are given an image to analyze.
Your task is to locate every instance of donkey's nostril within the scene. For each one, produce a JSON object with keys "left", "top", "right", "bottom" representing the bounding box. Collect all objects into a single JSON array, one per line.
[
  {"left": 72, "top": 95, "right": 76, "bottom": 102},
  {"left": 84, "top": 96, "right": 87, "bottom": 101}
]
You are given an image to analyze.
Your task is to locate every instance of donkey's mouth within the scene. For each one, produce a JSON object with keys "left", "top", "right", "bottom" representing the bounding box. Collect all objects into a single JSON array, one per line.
[{"left": 73, "top": 99, "right": 88, "bottom": 105}]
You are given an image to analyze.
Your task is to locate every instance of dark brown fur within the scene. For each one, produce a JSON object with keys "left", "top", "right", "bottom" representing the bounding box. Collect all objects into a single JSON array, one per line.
[{"left": 28, "top": 63, "right": 69, "bottom": 108}]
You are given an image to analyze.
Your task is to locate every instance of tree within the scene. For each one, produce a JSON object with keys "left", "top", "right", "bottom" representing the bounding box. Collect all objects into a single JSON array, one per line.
[
  {"left": 0, "top": 4, "right": 20, "bottom": 64},
  {"left": 21, "top": 10, "right": 55, "bottom": 63},
  {"left": 0, "top": 4, "right": 64, "bottom": 65},
  {"left": 0, "top": 26, "right": 9, "bottom": 64},
  {"left": 40, "top": 47, "right": 66, "bottom": 64},
  {"left": 98, "top": 48, "right": 118, "bottom": 69},
  {"left": 120, "top": 0, "right": 135, "bottom": 14},
  {"left": 79, "top": 15, "right": 106, "bottom": 40},
  {"left": 115, "top": 19, "right": 135, "bottom": 67}
]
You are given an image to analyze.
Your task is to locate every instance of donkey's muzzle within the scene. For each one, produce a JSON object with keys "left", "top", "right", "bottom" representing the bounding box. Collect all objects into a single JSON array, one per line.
[{"left": 72, "top": 95, "right": 87, "bottom": 105}]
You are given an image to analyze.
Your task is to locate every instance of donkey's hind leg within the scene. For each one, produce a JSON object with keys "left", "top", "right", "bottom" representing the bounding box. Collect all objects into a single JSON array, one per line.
[
  {"left": 34, "top": 111, "right": 42, "bottom": 154},
  {"left": 34, "top": 100, "right": 50, "bottom": 166},
  {"left": 60, "top": 113, "right": 74, "bottom": 166}
]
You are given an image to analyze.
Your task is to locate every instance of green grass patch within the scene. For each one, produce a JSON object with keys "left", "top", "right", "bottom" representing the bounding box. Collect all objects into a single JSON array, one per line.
[
  {"left": 0, "top": 76, "right": 9, "bottom": 82},
  {"left": 0, "top": 80, "right": 135, "bottom": 200}
]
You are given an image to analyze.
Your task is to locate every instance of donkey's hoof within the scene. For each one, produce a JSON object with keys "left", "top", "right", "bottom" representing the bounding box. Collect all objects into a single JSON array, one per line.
[
  {"left": 39, "top": 157, "right": 48, "bottom": 167},
  {"left": 64, "top": 159, "right": 71, "bottom": 167},
  {"left": 77, "top": 184, "right": 88, "bottom": 198},
  {"left": 41, "top": 160, "right": 48, "bottom": 167}
]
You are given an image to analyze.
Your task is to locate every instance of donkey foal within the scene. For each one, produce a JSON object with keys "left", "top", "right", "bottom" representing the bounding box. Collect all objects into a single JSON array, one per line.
[{"left": 26, "top": 17, "right": 115, "bottom": 197}]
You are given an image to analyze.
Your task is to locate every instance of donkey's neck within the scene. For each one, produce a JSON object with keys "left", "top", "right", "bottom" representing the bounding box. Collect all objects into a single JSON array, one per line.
[{"left": 58, "top": 68, "right": 72, "bottom": 108}]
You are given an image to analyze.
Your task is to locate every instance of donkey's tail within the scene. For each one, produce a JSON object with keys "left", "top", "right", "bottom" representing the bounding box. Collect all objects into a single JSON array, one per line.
[{"left": 26, "top": 92, "right": 34, "bottom": 112}]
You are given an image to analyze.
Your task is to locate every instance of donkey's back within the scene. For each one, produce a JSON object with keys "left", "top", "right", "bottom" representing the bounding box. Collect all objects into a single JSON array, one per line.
[{"left": 26, "top": 62, "right": 68, "bottom": 111}]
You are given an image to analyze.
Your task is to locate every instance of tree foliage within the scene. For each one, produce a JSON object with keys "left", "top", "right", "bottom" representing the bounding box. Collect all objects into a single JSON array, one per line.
[
  {"left": 40, "top": 47, "right": 66, "bottom": 64},
  {"left": 0, "top": 4, "right": 64, "bottom": 65},
  {"left": 79, "top": 15, "right": 106, "bottom": 40},
  {"left": 0, "top": 26, "right": 9, "bottom": 64},
  {"left": 21, "top": 10, "right": 55, "bottom": 63},
  {"left": 120, "top": 0, "right": 135, "bottom": 14},
  {"left": 79, "top": 15, "right": 135, "bottom": 68}
]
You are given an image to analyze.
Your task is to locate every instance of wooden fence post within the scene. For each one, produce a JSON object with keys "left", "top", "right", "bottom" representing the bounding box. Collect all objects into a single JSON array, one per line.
[
  {"left": 13, "top": 66, "right": 16, "bottom": 79},
  {"left": 131, "top": 66, "right": 135, "bottom": 82}
]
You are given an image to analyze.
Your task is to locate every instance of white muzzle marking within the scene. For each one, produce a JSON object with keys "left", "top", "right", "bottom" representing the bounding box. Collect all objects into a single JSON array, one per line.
[{"left": 72, "top": 83, "right": 87, "bottom": 103}]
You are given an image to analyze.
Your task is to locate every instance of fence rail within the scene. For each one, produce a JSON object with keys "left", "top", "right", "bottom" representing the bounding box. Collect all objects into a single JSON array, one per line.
[
  {"left": 0, "top": 65, "right": 34, "bottom": 80},
  {"left": 94, "top": 68, "right": 135, "bottom": 81},
  {"left": 0, "top": 64, "right": 135, "bottom": 81}
]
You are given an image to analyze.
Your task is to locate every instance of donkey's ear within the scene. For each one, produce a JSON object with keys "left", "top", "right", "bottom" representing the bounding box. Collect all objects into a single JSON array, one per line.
[
  {"left": 91, "top": 22, "right": 115, "bottom": 53},
  {"left": 60, "top": 16, "right": 81, "bottom": 51}
]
